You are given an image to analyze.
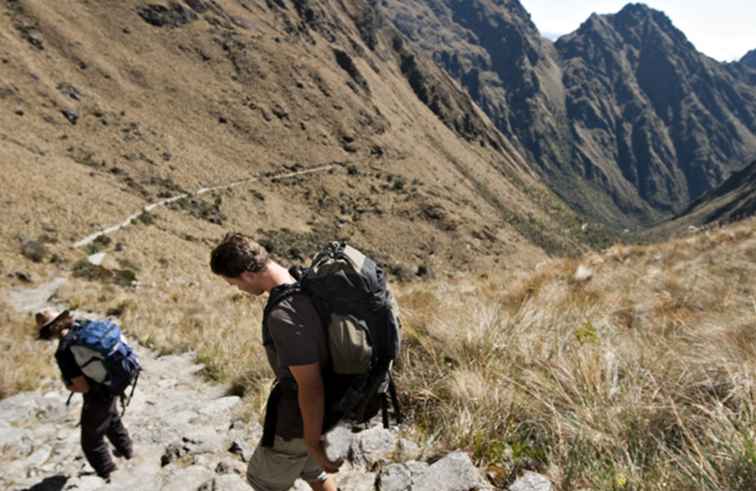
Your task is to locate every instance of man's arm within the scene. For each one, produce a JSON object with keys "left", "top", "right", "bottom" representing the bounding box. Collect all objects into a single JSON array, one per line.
[{"left": 289, "top": 363, "right": 341, "bottom": 473}]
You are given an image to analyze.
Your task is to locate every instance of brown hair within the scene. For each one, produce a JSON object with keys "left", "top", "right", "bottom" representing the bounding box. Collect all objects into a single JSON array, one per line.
[{"left": 210, "top": 232, "right": 270, "bottom": 278}]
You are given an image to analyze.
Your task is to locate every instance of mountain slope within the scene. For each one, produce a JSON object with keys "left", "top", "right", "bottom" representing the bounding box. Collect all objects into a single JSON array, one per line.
[
  {"left": 1, "top": 0, "right": 598, "bottom": 290},
  {"left": 657, "top": 158, "right": 756, "bottom": 230},
  {"left": 381, "top": 1, "right": 756, "bottom": 227}
]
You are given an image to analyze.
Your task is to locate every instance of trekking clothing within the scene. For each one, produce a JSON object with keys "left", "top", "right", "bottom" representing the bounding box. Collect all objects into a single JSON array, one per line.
[
  {"left": 55, "top": 326, "right": 134, "bottom": 478},
  {"left": 80, "top": 389, "right": 133, "bottom": 477},
  {"left": 267, "top": 243, "right": 402, "bottom": 431},
  {"left": 246, "top": 436, "right": 327, "bottom": 491},
  {"left": 262, "top": 285, "right": 328, "bottom": 440}
]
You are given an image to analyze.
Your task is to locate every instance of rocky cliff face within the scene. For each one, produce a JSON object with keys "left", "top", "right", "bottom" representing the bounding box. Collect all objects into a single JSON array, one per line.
[{"left": 382, "top": 1, "right": 756, "bottom": 227}]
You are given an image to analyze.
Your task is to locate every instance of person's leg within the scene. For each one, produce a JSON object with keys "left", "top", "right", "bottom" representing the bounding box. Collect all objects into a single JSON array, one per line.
[
  {"left": 80, "top": 393, "right": 117, "bottom": 478},
  {"left": 105, "top": 398, "right": 133, "bottom": 459}
]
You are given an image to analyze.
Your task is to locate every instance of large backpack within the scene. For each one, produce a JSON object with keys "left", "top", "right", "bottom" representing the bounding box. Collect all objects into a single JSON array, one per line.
[
  {"left": 261, "top": 242, "right": 402, "bottom": 445},
  {"left": 64, "top": 319, "right": 141, "bottom": 402}
]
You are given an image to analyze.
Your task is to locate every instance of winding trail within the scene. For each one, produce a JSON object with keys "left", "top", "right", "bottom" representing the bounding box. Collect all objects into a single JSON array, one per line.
[{"left": 73, "top": 164, "right": 337, "bottom": 249}]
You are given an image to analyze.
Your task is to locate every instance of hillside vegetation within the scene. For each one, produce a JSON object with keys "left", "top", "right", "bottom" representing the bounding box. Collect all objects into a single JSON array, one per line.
[
  {"left": 396, "top": 217, "right": 756, "bottom": 489},
  {"left": 4, "top": 215, "right": 754, "bottom": 489}
]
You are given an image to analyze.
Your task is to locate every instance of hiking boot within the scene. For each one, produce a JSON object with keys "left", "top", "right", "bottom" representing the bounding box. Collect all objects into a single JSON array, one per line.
[
  {"left": 97, "top": 463, "right": 117, "bottom": 481},
  {"left": 113, "top": 446, "right": 133, "bottom": 460}
]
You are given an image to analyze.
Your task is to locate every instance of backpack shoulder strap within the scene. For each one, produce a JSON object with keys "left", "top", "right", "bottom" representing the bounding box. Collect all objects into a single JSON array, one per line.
[{"left": 262, "top": 283, "right": 304, "bottom": 327}]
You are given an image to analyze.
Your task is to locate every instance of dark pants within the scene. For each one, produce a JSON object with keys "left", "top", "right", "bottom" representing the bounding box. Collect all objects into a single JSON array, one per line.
[{"left": 80, "top": 391, "right": 132, "bottom": 477}]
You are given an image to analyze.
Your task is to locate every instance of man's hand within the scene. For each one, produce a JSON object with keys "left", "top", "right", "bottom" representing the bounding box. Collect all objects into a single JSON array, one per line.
[
  {"left": 289, "top": 363, "right": 343, "bottom": 473},
  {"left": 65, "top": 375, "right": 90, "bottom": 393},
  {"left": 308, "top": 442, "right": 343, "bottom": 473}
]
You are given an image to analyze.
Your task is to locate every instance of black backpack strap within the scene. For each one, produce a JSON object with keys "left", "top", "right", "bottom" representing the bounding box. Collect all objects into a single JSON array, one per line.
[
  {"left": 121, "top": 369, "right": 140, "bottom": 417},
  {"left": 261, "top": 382, "right": 281, "bottom": 448},
  {"left": 262, "top": 283, "right": 303, "bottom": 328}
]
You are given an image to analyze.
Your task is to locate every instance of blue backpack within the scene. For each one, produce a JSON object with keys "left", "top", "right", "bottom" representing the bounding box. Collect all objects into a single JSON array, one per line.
[{"left": 65, "top": 319, "right": 141, "bottom": 402}]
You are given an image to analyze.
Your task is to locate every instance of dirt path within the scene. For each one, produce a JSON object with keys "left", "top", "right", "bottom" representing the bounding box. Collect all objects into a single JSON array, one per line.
[{"left": 73, "top": 164, "right": 337, "bottom": 249}]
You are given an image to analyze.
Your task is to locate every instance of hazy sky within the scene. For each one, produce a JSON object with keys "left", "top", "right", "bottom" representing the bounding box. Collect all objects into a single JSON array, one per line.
[{"left": 520, "top": 1, "right": 755, "bottom": 62}]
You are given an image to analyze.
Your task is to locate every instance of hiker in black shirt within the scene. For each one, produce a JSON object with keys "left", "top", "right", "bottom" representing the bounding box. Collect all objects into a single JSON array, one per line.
[
  {"left": 37, "top": 309, "right": 133, "bottom": 480},
  {"left": 210, "top": 233, "right": 341, "bottom": 491}
]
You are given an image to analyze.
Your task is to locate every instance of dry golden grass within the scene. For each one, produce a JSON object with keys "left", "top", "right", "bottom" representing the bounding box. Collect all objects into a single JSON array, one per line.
[
  {"left": 0, "top": 310, "right": 57, "bottom": 399},
  {"left": 3, "top": 211, "right": 754, "bottom": 489},
  {"left": 393, "top": 218, "right": 756, "bottom": 490}
]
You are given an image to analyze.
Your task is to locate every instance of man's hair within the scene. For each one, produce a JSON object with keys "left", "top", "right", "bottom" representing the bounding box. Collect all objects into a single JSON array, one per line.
[{"left": 210, "top": 232, "right": 270, "bottom": 278}]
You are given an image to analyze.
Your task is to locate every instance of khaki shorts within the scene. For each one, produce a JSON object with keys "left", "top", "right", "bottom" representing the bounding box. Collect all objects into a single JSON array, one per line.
[{"left": 246, "top": 436, "right": 327, "bottom": 491}]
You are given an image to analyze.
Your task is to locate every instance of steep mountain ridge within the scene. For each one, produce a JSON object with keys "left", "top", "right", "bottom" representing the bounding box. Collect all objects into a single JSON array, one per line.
[{"left": 381, "top": 0, "right": 756, "bottom": 227}]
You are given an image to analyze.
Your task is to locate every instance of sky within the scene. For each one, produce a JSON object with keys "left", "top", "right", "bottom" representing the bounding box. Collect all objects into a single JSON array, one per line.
[{"left": 520, "top": 1, "right": 756, "bottom": 62}]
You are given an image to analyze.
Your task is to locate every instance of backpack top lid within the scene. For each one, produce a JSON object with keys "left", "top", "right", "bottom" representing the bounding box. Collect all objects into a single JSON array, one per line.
[
  {"left": 303, "top": 242, "right": 388, "bottom": 314},
  {"left": 72, "top": 319, "right": 122, "bottom": 355}
]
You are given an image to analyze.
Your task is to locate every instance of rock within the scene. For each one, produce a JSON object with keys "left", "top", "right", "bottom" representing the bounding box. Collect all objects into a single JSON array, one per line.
[
  {"left": 395, "top": 438, "right": 422, "bottom": 460},
  {"left": 416, "top": 264, "right": 434, "bottom": 279},
  {"left": 161, "top": 465, "right": 214, "bottom": 491},
  {"left": 574, "top": 265, "right": 593, "bottom": 282},
  {"left": 87, "top": 252, "right": 106, "bottom": 266},
  {"left": 161, "top": 441, "right": 187, "bottom": 466},
  {"left": 228, "top": 439, "right": 253, "bottom": 462},
  {"left": 413, "top": 452, "right": 491, "bottom": 491},
  {"left": 509, "top": 471, "right": 553, "bottom": 491},
  {"left": 0, "top": 427, "right": 26, "bottom": 446},
  {"left": 350, "top": 426, "right": 396, "bottom": 466},
  {"left": 378, "top": 463, "right": 413, "bottom": 491},
  {"left": 14, "top": 271, "right": 33, "bottom": 282},
  {"left": 334, "top": 468, "right": 377, "bottom": 491},
  {"left": 21, "top": 239, "right": 47, "bottom": 262},
  {"left": 324, "top": 425, "right": 354, "bottom": 462},
  {"left": 137, "top": 3, "right": 198, "bottom": 28},
  {"left": 61, "top": 109, "right": 79, "bottom": 125},
  {"left": 161, "top": 430, "right": 224, "bottom": 466},
  {"left": 198, "top": 396, "right": 241, "bottom": 416},
  {"left": 19, "top": 27, "right": 44, "bottom": 50},
  {"left": 57, "top": 83, "right": 81, "bottom": 101},
  {"left": 200, "top": 473, "right": 249, "bottom": 491},
  {"left": 24, "top": 445, "right": 52, "bottom": 468},
  {"left": 65, "top": 474, "right": 103, "bottom": 490},
  {"left": 185, "top": 0, "right": 210, "bottom": 14},
  {"left": 215, "top": 459, "right": 244, "bottom": 475}
]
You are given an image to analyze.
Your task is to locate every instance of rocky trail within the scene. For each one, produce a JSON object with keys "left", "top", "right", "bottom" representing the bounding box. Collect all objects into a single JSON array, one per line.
[{"left": 1, "top": 283, "right": 515, "bottom": 491}]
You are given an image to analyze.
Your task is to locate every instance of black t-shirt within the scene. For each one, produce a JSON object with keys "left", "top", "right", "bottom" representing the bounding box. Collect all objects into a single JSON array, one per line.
[{"left": 263, "top": 286, "right": 328, "bottom": 438}]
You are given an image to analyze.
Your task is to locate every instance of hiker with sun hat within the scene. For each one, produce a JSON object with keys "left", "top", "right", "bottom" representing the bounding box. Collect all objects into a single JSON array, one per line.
[{"left": 36, "top": 308, "right": 139, "bottom": 481}]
